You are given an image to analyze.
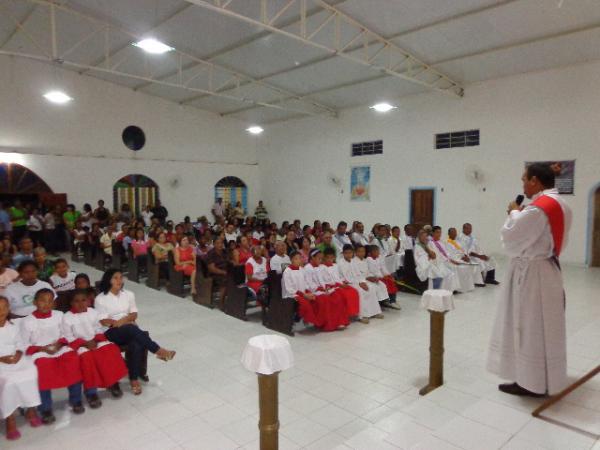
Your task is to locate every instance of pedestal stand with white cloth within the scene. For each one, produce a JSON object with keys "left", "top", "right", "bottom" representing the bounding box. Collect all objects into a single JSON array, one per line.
[
  {"left": 241, "top": 335, "right": 294, "bottom": 450},
  {"left": 419, "top": 289, "right": 454, "bottom": 396}
]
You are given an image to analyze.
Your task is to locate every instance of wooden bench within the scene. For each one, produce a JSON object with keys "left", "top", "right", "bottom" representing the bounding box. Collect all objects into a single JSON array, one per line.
[
  {"left": 192, "top": 257, "right": 214, "bottom": 309},
  {"left": 223, "top": 264, "right": 264, "bottom": 322},
  {"left": 399, "top": 249, "right": 428, "bottom": 294},
  {"left": 93, "top": 243, "right": 108, "bottom": 271},
  {"left": 263, "top": 271, "right": 296, "bottom": 337},
  {"left": 71, "top": 241, "right": 82, "bottom": 263},
  {"left": 82, "top": 242, "right": 94, "bottom": 266},
  {"left": 167, "top": 251, "right": 191, "bottom": 298},
  {"left": 111, "top": 241, "right": 128, "bottom": 271},
  {"left": 127, "top": 247, "right": 147, "bottom": 283},
  {"left": 145, "top": 252, "right": 167, "bottom": 290}
]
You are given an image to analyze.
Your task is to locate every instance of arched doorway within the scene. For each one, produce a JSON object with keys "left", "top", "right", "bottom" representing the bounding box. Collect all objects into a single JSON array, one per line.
[
  {"left": 0, "top": 162, "right": 66, "bottom": 209},
  {"left": 113, "top": 174, "right": 159, "bottom": 217},
  {"left": 590, "top": 184, "right": 600, "bottom": 267},
  {"left": 214, "top": 176, "right": 247, "bottom": 213}
]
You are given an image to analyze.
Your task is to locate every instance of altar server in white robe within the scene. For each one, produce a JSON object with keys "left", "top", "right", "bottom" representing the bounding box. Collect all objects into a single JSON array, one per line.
[
  {"left": 386, "top": 226, "right": 404, "bottom": 273},
  {"left": 353, "top": 245, "right": 390, "bottom": 304},
  {"left": 401, "top": 225, "right": 416, "bottom": 251},
  {"left": 446, "top": 227, "right": 485, "bottom": 286},
  {"left": 430, "top": 227, "right": 476, "bottom": 292},
  {"left": 338, "top": 245, "right": 382, "bottom": 322},
  {"left": 488, "top": 163, "right": 572, "bottom": 397},
  {"left": 413, "top": 229, "right": 457, "bottom": 291},
  {"left": 0, "top": 296, "right": 41, "bottom": 441},
  {"left": 458, "top": 223, "right": 499, "bottom": 284}
]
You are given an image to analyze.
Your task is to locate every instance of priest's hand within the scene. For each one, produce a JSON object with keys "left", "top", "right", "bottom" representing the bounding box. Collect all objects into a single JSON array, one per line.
[{"left": 507, "top": 201, "right": 523, "bottom": 214}]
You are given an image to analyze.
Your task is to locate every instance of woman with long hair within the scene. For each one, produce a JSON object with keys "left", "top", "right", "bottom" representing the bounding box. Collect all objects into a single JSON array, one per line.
[{"left": 94, "top": 269, "right": 175, "bottom": 395}]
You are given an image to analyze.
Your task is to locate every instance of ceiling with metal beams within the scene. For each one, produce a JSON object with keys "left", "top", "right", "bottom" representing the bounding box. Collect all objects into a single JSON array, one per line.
[{"left": 1, "top": 0, "right": 600, "bottom": 124}]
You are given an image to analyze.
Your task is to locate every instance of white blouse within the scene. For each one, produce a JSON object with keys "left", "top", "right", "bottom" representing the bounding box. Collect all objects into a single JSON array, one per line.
[{"left": 94, "top": 289, "right": 138, "bottom": 332}]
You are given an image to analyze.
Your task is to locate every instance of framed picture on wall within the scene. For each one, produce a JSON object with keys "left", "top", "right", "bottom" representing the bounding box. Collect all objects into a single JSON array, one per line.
[{"left": 350, "top": 166, "right": 371, "bottom": 201}]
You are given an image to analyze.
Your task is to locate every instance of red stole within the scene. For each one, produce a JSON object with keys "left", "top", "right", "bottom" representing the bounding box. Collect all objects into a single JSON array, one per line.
[{"left": 531, "top": 195, "right": 565, "bottom": 257}]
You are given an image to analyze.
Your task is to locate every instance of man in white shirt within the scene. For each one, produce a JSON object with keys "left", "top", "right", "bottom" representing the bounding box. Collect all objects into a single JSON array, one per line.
[
  {"left": 211, "top": 198, "right": 225, "bottom": 223},
  {"left": 100, "top": 224, "right": 116, "bottom": 256},
  {"left": 224, "top": 223, "right": 239, "bottom": 244},
  {"left": 351, "top": 222, "right": 369, "bottom": 246},
  {"left": 488, "top": 163, "right": 572, "bottom": 397},
  {"left": 457, "top": 223, "right": 499, "bottom": 285},
  {"left": 401, "top": 224, "right": 416, "bottom": 251},
  {"left": 270, "top": 241, "right": 291, "bottom": 274},
  {"left": 333, "top": 221, "right": 352, "bottom": 255}
]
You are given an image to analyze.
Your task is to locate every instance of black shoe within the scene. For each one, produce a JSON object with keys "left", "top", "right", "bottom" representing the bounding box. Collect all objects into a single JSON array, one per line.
[
  {"left": 71, "top": 403, "right": 85, "bottom": 414},
  {"left": 140, "top": 375, "right": 150, "bottom": 383},
  {"left": 86, "top": 394, "right": 102, "bottom": 409},
  {"left": 108, "top": 382, "right": 123, "bottom": 398},
  {"left": 41, "top": 411, "right": 56, "bottom": 424},
  {"left": 486, "top": 280, "right": 500, "bottom": 285},
  {"left": 498, "top": 383, "right": 546, "bottom": 398},
  {"left": 475, "top": 283, "right": 486, "bottom": 287}
]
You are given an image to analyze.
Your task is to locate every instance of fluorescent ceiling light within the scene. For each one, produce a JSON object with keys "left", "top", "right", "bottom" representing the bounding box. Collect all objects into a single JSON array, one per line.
[
  {"left": 133, "top": 38, "right": 174, "bottom": 54},
  {"left": 370, "top": 102, "right": 397, "bottom": 113},
  {"left": 246, "top": 126, "right": 264, "bottom": 135},
  {"left": 43, "top": 90, "right": 73, "bottom": 104}
]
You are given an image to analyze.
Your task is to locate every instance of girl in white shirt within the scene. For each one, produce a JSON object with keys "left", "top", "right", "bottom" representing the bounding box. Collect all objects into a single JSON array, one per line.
[
  {"left": 0, "top": 296, "right": 41, "bottom": 440},
  {"left": 49, "top": 258, "right": 77, "bottom": 292},
  {"left": 95, "top": 269, "right": 175, "bottom": 395}
]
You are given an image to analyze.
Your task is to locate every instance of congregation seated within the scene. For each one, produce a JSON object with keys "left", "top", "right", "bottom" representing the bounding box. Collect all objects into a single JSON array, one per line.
[
  {"left": 270, "top": 241, "right": 291, "bottom": 274},
  {"left": 173, "top": 235, "right": 197, "bottom": 295},
  {"left": 11, "top": 236, "right": 34, "bottom": 268},
  {"left": 4, "top": 261, "right": 55, "bottom": 317},
  {"left": 49, "top": 258, "right": 76, "bottom": 292},
  {"left": 245, "top": 245, "right": 269, "bottom": 302},
  {"left": 151, "top": 231, "right": 173, "bottom": 281},
  {"left": 457, "top": 223, "right": 499, "bottom": 285}
]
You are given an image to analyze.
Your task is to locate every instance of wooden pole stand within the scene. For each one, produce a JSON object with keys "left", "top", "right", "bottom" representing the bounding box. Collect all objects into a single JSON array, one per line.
[
  {"left": 532, "top": 364, "right": 600, "bottom": 418},
  {"left": 419, "top": 310, "right": 446, "bottom": 396},
  {"left": 258, "top": 372, "right": 280, "bottom": 450}
]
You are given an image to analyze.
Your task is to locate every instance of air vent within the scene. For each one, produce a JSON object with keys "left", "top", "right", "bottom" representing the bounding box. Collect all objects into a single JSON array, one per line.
[
  {"left": 351, "top": 140, "right": 383, "bottom": 156},
  {"left": 435, "top": 129, "right": 479, "bottom": 149}
]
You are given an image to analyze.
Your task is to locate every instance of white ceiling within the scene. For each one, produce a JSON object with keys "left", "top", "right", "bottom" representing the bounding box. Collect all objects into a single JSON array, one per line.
[{"left": 1, "top": 0, "right": 599, "bottom": 124}]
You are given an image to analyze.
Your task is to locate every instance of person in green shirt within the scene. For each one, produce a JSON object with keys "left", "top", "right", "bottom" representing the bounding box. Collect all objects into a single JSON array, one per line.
[
  {"left": 62, "top": 204, "right": 81, "bottom": 231},
  {"left": 9, "top": 199, "right": 28, "bottom": 241},
  {"left": 316, "top": 231, "right": 337, "bottom": 258}
]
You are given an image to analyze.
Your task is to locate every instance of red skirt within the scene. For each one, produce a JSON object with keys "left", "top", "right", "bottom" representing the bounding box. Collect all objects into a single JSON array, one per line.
[
  {"left": 175, "top": 265, "right": 195, "bottom": 276},
  {"left": 296, "top": 293, "right": 349, "bottom": 332},
  {"left": 332, "top": 286, "right": 360, "bottom": 317},
  {"left": 381, "top": 277, "right": 398, "bottom": 295},
  {"left": 35, "top": 351, "right": 82, "bottom": 391},
  {"left": 247, "top": 280, "right": 264, "bottom": 294},
  {"left": 79, "top": 343, "right": 128, "bottom": 390}
]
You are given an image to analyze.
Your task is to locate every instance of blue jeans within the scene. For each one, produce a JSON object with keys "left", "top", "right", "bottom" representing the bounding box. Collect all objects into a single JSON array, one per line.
[
  {"left": 39, "top": 383, "right": 83, "bottom": 412},
  {"left": 432, "top": 278, "right": 443, "bottom": 289},
  {"left": 105, "top": 324, "right": 159, "bottom": 380}
]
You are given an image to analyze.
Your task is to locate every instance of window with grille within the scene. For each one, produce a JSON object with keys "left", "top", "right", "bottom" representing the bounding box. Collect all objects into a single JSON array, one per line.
[
  {"left": 435, "top": 130, "right": 479, "bottom": 149},
  {"left": 351, "top": 140, "right": 383, "bottom": 156}
]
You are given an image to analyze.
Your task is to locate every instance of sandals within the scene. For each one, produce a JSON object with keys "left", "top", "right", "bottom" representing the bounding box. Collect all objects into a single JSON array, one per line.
[
  {"left": 156, "top": 349, "right": 176, "bottom": 362},
  {"left": 6, "top": 430, "right": 21, "bottom": 441},
  {"left": 130, "top": 381, "right": 143, "bottom": 395}
]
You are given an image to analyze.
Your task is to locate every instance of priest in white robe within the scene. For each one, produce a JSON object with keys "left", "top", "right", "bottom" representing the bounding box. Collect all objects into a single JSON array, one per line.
[
  {"left": 457, "top": 223, "right": 499, "bottom": 284},
  {"left": 487, "top": 163, "right": 572, "bottom": 397}
]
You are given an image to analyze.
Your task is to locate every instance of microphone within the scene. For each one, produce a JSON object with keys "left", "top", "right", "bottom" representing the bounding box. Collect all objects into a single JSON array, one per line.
[{"left": 515, "top": 194, "right": 524, "bottom": 206}]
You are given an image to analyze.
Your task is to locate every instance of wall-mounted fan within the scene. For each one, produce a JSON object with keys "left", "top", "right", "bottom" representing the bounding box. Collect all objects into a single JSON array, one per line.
[
  {"left": 168, "top": 175, "right": 182, "bottom": 189},
  {"left": 465, "top": 164, "right": 485, "bottom": 186},
  {"left": 327, "top": 173, "right": 344, "bottom": 194}
]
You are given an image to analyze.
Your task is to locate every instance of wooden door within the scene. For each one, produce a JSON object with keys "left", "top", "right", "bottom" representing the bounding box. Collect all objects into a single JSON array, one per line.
[
  {"left": 39, "top": 193, "right": 67, "bottom": 210},
  {"left": 410, "top": 189, "right": 435, "bottom": 229},
  {"left": 592, "top": 188, "right": 600, "bottom": 266}
]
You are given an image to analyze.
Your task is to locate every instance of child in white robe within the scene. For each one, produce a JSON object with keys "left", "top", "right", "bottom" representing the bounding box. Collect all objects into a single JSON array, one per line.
[
  {"left": 352, "top": 245, "right": 389, "bottom": 304},
  {"left": 367, "top": 246, "right": 400, "bottom": 309},
  {"left": 338, "top": 245, "right": 382, "bottom": 323},
  {"left": 62, "top": 290, "right": 128, "bottom": 408},
  {"left": 20, "top": 289, "right": 84, "bottom": 424},
  {"left": 0, "top": 296, "right": 41, "bottom": 440},
  {"left": 319, "top": 248, "right": 360, "bottom": 319}
]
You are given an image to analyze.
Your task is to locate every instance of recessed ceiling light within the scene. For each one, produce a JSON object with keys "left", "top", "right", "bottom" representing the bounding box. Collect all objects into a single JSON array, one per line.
[
  {"left": 43, "top": 90, "right": 73, "bottom": 104},
  {"left": 133, "top": 38, "right": 174, "bottom": 54},
  {"left": 246, "top": 126, "right": 264, "bottom": 135},
  {"left": 370, "top": 102, "right": 397, "bottom": 113}
]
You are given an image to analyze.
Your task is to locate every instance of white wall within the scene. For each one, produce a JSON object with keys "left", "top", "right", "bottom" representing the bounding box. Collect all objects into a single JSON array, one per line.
[
  {"left": 0, "top": 56, "right": 259, "bottom": 219},
  {"left": 258, "top": 61, "right": 600, "bottom": 265}
]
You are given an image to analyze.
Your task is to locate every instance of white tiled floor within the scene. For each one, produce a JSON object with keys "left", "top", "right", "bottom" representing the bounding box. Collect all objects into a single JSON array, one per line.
[{"left": 4, "top": 259, "right": 600, "bottom": 449}]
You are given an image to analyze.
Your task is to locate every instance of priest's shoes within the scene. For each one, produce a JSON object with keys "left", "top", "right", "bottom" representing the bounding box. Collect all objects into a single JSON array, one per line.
[
  {"left": 486, "top": 280, "right": 500, "bottom": 285},
  {"left": 498, "top": 383, "right": 546, "bottom": 398}
]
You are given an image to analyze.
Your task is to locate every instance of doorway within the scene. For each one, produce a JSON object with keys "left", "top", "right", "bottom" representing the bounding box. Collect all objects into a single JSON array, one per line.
[
  {"left": 409, "top": 188, "right": 435, "bottom": 229},
  {"left": 591, "top": 186, "right": 600, "bottom": 267}
]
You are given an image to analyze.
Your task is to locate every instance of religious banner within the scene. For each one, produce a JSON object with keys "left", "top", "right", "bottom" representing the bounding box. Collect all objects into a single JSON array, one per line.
[
  {"left": 524, "top": 160, "right": 575, "bottom": 195},
  {"left": 350, "top": 166, "right": 370, "bottom": 201}
]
